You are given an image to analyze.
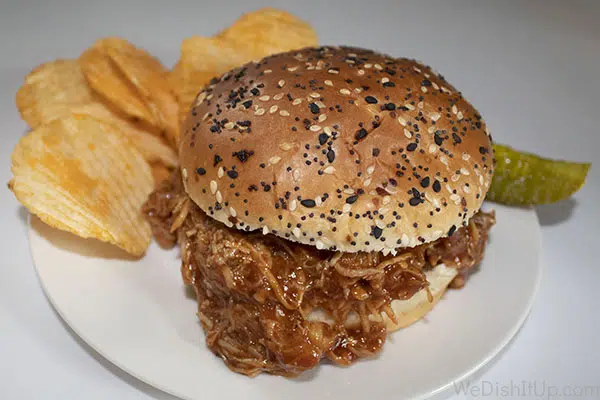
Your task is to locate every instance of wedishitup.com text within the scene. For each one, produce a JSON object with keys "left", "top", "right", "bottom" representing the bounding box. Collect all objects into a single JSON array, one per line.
[{"left": 453, "top": 380, "right": 600, "bottom": 398}]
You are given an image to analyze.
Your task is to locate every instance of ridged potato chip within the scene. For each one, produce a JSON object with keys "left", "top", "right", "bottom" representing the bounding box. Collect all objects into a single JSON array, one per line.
[
  {"left": 105, "top": 38, "right": 179, "bottom": 145},
  {"left": 175, "top": 8, "right": 318, "bottom": 122},
  {"left": 16, "top": 59, "right": 95, "bottom": 128},
  {"left": 71, "top": 104, "right": 177, "bottom": 168},
  {"left": 15, "top": 59, "right": 177, "bottom": 168},
  {"left": 178, "top": 37, "right": 248, "bottom": 123},
  {"left": 80, "top": 38, "right": 179, "bottom": 144},
  {"left": 9, "top": 115, "right": 154, "bottom": 256},
  {"left": 217, "top": 8, "right": 318, "bottom": 59}
]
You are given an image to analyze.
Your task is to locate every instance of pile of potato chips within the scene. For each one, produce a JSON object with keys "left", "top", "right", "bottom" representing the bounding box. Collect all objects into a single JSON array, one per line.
[{"left": 9, "top": 8, "right": 318, "bottom": 256}]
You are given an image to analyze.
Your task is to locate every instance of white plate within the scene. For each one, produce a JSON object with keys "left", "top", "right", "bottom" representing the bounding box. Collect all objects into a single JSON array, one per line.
[{"left": 29, "top": 203, "right": 540, "bottom": 400}]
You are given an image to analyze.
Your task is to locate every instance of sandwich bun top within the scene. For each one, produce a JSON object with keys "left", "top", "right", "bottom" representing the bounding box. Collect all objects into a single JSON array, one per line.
[{"left": 179, "top": 46, "right": 494, "bottom": 253}]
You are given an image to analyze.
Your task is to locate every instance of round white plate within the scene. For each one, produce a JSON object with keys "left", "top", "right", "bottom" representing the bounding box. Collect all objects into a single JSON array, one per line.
[{"left": 29, "top": 203, "right": 540, "bottom": 400}]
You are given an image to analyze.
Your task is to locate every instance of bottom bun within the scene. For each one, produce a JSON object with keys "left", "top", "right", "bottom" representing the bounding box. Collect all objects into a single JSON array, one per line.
[{"left": 307, "top": 264, "right": 458, "bottom": 332}]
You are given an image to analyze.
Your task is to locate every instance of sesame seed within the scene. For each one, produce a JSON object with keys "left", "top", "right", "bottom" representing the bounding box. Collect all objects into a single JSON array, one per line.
[
  {"left": 365, "top": 63, "right": 372, "bottom": 69},
  {"left": 315, "top": 196, "right": 322, "bottom": 206},
  {"left": 310, "top": 92, "right": 320, "bottom": 98},
  {"left": 339, "top": 88, "right": 351, "bottom": 95},
  {"left": 269, "top": 105, "right": 278, "bottom": 114},
  {"left": 216, "top": 191, "right": 223, "bottom": 203},
  {"left": 367, "top": 165, "right": 375, "bottom": 175},
  {"left": 405, "top": 103, "right": 415, "bottom": 110},
  {"left": 293, "top": 227, "right": 301, "bottom": 238},
  {"left": 457, "top": 111, "right": 464, "bottom": 120},
  {"left": 429, "top": 144, "right": 438, "bottom": 153},
  {"left": 255, "top": 108, "right": 265, "bottom": 116},
  {"left": 397, "top": 117, "right": 407, "bottom": 126},
  {"left": 462, "top": 153, "right": 471, "bottom": 161},
  {"left": 318, "top": 114, "right": 327, "bottom": 122},
  {"left": 210, "top": 180, "right": 217, "bottom": 194},
  {"left": 182, "top": 168, "right": 188, "bottom": 180},
  {"left": 328, "top": 69, "right": 339, "bottom": 74},
  {"left": 343, "top": 204, "right": 351, "bottom": 213},
  {"left": 452, "top": 105, "right": 458, "bottom": 114},
  {"left": 363, "top": 178, "right": 372, "bottom": 187},
  {"left": 262, "top": 226, "right": 269, "bottom": 235},
  {"left": 323, "top": 126, "right": 332, "bottom": 135},
  {"left": 404, "top": 128, "right": 412, "bottom": 139},
  {"left": 324, "top": 80, "right": 333, "bottom": 86},
  {"left": 202, "top": 112, "right": 210, "bottom": 121},
  {"left": 354, "top": 87, "right": 362, "bottom": 93},
  {"left": 273, "top": 93, "right": 284, "bottom": 100},
  {"left": 259, "top": 95, "right": 270, "bottom": 101},
  {"left": 460, "top": 167, "right": 470, "bottom": 175},
  {"left": 224, "top": 122, "right": 235, "bottom": 130},
  {"left": 278, "top": 79, "right": 286, "bottom": 88},
  {"left": 381, "top": 77, "right": 389, "bottom": 83},
  {"left": 421, "top": 87, "right": 428, "bottom": 93},
  {"left": 289, "top": 199, "right": 297, "bottom": 211},
  {"left": 431, "top": 112, "right": 441, "bottom": 121},
  {"left": 218, "top": 167, "right": 224, "bottom": 178},
  {"left": 280, "top": 142, "right": 293, "bottom": 151},
  {"left": 269, "top": 156, "right": 281, "bottom": 165},
  {"left": 264, "top": 69, "right": 272, "bottom": 74},
  {"left": 229, "top": 207, "right": 237, "bottom": 217},
  {"left": 310, "top": 125, "right": 322, "bottom": 132},
  {"left": 292, "top": 98, "right": 303, "bottom": 106},
  {"left": 324, "top": 166, "right": 335, "bottom": 174},
  {"left": 358, "top": 69, "right": 365, "bottom": 76},
  {"left": 293, "top": 169, "right": 300, "bottom": 181},
  {"left": 374, "top": 63, "right": 383, "bottom": 70},
  {"left": 316, "top": 241, "right": 324, "bottom": 250},
  {"left": 279, "top": 110, "right": 290, "bottom": 117},
  {"left": 315, "top": 101, "right": 326, "bottom": 109}
]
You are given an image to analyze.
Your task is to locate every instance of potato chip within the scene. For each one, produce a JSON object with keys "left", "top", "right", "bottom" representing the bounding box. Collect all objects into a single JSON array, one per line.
[
  {"left": 10, "top": 115, "right": 154, "bottom": 256},
  {"left": 15, "top": 59, "right": 177, "bottom": 168},
  {"left": 16, "top": 60, "right": 95, "bottom": 129},
  {"left": 71, "top": 104, "right": 178, "bottom": 167},
  {"left": 167, "top": 61, "right": 184, "bottom": 101},
  {"left": 217, "top": 8, "right": 318, "bottom": 60},
  {"left": 175, "top": 8, "right": 318, "bottom": 122},
  {"left": 80, "top": 42, "right": 155, "bottom": 126},
  {"left": 105, "top": 38, "right": 179, "bottom": 145},
  {"left": 178, "top": 36, "right": 248, "bottom": 123}
]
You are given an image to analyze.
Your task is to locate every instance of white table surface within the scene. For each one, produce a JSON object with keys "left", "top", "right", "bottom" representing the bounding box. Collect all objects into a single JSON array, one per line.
[{"left": 1, "top": 1, "right": 599, "bottom": 399}]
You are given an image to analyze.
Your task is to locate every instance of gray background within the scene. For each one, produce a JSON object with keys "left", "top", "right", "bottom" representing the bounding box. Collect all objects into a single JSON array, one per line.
[{"left": 1, "top": 0, "right": 599, "bottom": 398}]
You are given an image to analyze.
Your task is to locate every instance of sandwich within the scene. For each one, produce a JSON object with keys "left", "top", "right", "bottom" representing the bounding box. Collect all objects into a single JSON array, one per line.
[{"left": 143, "top": 46, "right": 496, "bottom": 376}]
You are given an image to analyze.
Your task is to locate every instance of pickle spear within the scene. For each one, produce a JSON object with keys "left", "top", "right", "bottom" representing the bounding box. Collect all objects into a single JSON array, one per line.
[{"left": 488, "top": 144, "right": 591, "bottom": 205}]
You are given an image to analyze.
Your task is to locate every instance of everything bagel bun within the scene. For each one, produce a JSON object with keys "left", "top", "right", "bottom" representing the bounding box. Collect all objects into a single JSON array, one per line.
[{"left": 179, "top": 46, "right": 494, "bottom": 253}]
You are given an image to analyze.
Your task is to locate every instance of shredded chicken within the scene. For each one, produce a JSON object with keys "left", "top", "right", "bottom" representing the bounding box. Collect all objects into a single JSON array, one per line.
[{"left": 143, "top": 171, "right": 495, "bottom": 376}]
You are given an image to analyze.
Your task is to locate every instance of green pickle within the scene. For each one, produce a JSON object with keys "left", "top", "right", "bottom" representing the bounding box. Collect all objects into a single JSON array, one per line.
[{"left": 488, "top": 144, "right": 590, "bottom": 205}]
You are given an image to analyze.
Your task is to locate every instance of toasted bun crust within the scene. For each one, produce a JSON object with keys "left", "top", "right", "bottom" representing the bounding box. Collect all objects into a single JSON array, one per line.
[
  {"left": 307, "top": 264, "right": 458, "bottom": 331},
  {"left": 180, "top": 46, "right": 494, "bottom": 252}
]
